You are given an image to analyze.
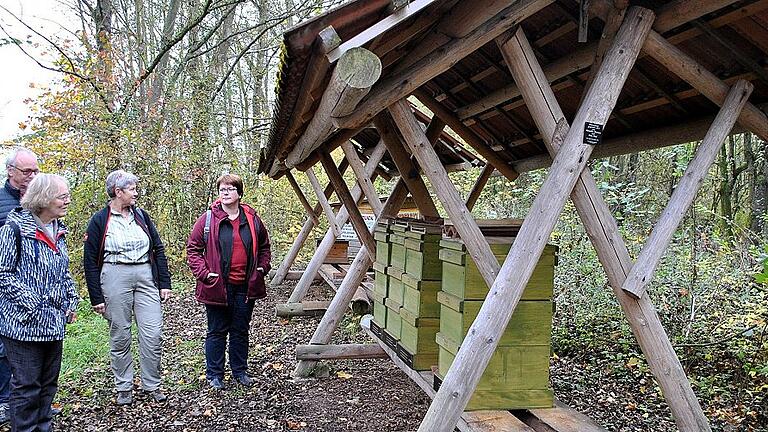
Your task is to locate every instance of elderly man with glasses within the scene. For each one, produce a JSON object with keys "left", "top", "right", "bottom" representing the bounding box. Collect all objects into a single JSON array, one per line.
[{"left": 0, "top": 147, "right": 39, "bottom": 424}]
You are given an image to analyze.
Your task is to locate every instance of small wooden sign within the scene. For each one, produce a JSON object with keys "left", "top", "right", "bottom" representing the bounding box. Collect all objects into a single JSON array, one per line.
[{"left": 583, "top": 121, "right": 604, "bottom": 145}]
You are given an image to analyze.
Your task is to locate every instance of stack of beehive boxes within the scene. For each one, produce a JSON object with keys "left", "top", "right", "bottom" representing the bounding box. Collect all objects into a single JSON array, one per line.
[
  {"left": 395, "top": 220, "right": 442, "bottom": 370},
  {"left": 434, "top": 236, "right": 557, "bottom": 410},
  {"left": 370, "top": 219, "right": 391, "bottom": 339}
]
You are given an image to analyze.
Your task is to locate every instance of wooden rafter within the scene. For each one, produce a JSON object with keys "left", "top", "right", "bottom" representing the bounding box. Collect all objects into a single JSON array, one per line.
[
  {"left": 465, "top": 164, "right": 494, "bottom": 211},
  {"left": 340, "top": 140, "right": 383, "bottom": 216}
]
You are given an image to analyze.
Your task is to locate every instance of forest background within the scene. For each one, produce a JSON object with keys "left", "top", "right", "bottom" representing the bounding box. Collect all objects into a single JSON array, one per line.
[{"left": 0, "top": 0, "right": 766, "bottom": 429}]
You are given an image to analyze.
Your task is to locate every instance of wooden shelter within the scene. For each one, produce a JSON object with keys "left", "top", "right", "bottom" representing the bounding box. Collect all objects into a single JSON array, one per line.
[{"left": 261, "top": 0, "right": 768, "bottom": 430}]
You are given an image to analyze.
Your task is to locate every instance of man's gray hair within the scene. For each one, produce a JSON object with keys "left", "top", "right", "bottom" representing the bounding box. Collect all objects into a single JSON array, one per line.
[
  {"left": 5, "top": 147, "right": 37, "bottom": 169},
  {"left": 20, "top": 174, "right": 67, "bottom": 215},
  {"left": 105, "top": 170, "right": 139, "bottom": 198}
]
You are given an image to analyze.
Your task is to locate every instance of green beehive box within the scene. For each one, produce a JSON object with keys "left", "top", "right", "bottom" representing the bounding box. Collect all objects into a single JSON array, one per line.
[
  {"left": 375, "top": 233, "right": 391, "bottom": 266},
  {"left": 399, "top": 308, "right": 440, "bottom": 355},
  {"left": 439, "top": 238, "right": 556, "bottom": 300},
  {"left": 372, "top": 295, "right": 387, "bottom": 328},
  {"left": 390, "top": 234, "right": 407, "bottom": 270},
  {"left": 401, "top": 274, "right": 441, "bottom": 318},
  {"left": 373, "top": 271, "right": 388, "bottom": 297},
  {"left": 435, "top": 332, "right": 553, "bottom": 410},
  {"left": 385, "top": 268, "right": 404, "bottom": 306},
  {"left": 437, "top": 291, "right": 552, "bottom": 346},
  {"left": 384, "top": 304, "right": 402, "bottom": 339},
  {"left": 405, "top": 242, "right": 442, "bottom": 280}
]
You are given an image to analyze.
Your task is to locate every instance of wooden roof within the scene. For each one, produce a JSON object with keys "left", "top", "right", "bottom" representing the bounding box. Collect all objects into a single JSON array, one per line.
[{"left": 261, "top": 0, "right": 768, "bottom": 178}]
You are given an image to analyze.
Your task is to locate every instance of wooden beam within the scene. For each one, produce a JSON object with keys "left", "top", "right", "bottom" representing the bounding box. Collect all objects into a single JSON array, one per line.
[
  {"left": 580, "top": 0, "right": 628, "bottom": 101},
  {"left": 466, "top": 164, "right": 494, "bottom": 211},
  {"left": 285, "top": 171, "right": 319, "bottom": 225},
  {"left": 413, "top": 89, "right": 519, "bottom": 181},
  {"left": 294, "top": 180, "right": 410, "bottom": 377},
  {"left": 692, "top": 18, "right": 768, "bottom": 85},
  {"left": 333, "top": 0, "right": 553, "bottom": 131},
  {"left": 341, "top": 140, "right": 383, "bottom": 216},
  {"left": 653, "top": 0, "right": 745, "bottom": 34},
  {"left": 643, "top": 30, "right": 768, "bottom": 142},
  {"left": 498, "top": 20, "right": 712, "bottom": 432},
  {"left": 319, "top": 150, "right": 377, "bottom": 262},
  {"left": 326, "top": 0, "right": 438, "bottom": 63},
  {"left": 286, "top": 47, "right": 382, "bottom": 168},
  {"left": 306, "top": 167, "right": 341, "bottom": 237},
  {"left": 288, "top": 141, "right": 387, "bottom": 303},
  {"left": 417, "top": 9, "right": 654, "bottom": 431},
  {"left": 317, "top": 264, "right": 372, "bottom": 315},
  {"left": 373, "top": 112, "right": 441, "bottom": 219},
  {"left": 622, "top": 80, "right": 752, "bottom": 298},
  {"left": 295, "top": 343, "right": 388, "bottom": 360},
  {"left": 276, "top": 301, "right": 331, "bottom": 318}
]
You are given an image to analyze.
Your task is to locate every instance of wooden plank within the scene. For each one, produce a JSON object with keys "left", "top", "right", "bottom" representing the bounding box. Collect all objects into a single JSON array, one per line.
[
  {"left": 327, "top": 0, "right": 439, "bottom": 63},
  {"left": 359, "top": 316, "right": 530, "bottom": 432},
  {"left": 295, "top": 343, "right": 388, "bottom": 360},
  {"left": 373, "top": 111, "right": 441, "bottom": 219},
  {"left": 466, "top": 164, "right": 494, "bottom": 211},
  {"left": 621, "top": 81, "right": 752, "bottom": 298},
  {"left": 293, "top": 180, "right": 410, "bottom": 377},
  {"left": 285, "top": 170, "right": 319, "bottom": 224},
  {"left": 525, "top": 400, "right": 607, "bottom": 432},
  {"left": 306, "top": 167, "right": 341, "bottom": 237},
  {"left": 417, "top": 9, "right": 655, "bottom": 432},
  {"left": 275, "top": 301, "right": 331, "bottom": 318},
  {"left": 341, "top": 140, "right": 384, "bottom": 216},
  {"left": 498, "top": 20, "right": 712, "bottom": 432},
  {"left": 333, "top": 0, "right": 553, "bottom": 131},
  {"left": 320, "top": 150, "right": 377, "bottom": 262},
  {"left": 289, "top": 141, "right": 387, "bottom": 303},
  {"left": 643, "top": 30, "right": 768, "bottom": 142},
  {"left": 286, "top": 47, "right": 382, "bottom": 168},
  {"left": 653, "top": 0, "right": 744, "bottom": 34}
]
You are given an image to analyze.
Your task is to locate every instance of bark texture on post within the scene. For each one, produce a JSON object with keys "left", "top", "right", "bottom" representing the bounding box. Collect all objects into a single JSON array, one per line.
[{"left": 416, "top": 9, "right": 654, "bottom": 431}]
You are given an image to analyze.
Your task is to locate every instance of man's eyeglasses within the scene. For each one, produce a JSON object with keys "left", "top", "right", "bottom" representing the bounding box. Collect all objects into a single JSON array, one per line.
[
  {"left": 10, "top": 165, "right": 39, "bottom": 176},
  {"left": 219, "top": 187, "right": 238, "bottom": 194},
  {"left": 55, "top": 193, "right": 71, "bottom": 201}
]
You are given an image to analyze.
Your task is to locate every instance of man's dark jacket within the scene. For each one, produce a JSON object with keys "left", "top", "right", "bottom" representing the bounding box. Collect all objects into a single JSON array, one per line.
[
  {"left": 0, "top": 180, "right": 21, "bottom": 226},
  {"left": 83, "top": 205, "right": 172, "bottom": 306}
]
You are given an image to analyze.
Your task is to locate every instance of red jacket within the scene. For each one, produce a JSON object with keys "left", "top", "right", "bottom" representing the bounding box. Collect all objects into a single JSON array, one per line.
[{"left": 186, "top": 202, "right": 271, "bottom": 305}]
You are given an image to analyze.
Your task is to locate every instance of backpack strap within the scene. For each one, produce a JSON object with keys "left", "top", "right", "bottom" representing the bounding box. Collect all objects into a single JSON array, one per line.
[{"left": 203, "top": 210, "right": 212, "bottom": 243}]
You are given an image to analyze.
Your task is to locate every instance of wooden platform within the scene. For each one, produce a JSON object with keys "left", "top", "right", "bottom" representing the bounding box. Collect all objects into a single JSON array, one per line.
[{"left": 360, "top": 315, "right": 607, "bottom": 432}]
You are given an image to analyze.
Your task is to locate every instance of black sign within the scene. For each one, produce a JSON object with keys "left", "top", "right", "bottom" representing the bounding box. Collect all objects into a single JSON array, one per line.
[{"left": 583, "top": 122, "right": 604, "bottom": 145}]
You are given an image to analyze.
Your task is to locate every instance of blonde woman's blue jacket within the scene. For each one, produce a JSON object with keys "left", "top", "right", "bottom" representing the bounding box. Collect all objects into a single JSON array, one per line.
[{"left": 0, "top": 208, "right": 79, "bottom": 341}]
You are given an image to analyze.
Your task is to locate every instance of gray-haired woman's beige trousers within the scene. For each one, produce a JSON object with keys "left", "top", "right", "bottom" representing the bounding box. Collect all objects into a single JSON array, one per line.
[{"left": 101, "top": 263, "right": 163, "bottom": 392}]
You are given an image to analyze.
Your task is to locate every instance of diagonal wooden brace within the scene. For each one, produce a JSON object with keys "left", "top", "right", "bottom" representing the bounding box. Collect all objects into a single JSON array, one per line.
[
  {"left": 413, "top": 8, "right": 655, "bottom": 431},
  {"left": 306, "top": 167, "right": 341, "bottom": 237},
  {"left": 498, "top": 22, "right": 720, "bottom": 431},
  {"left": 621, "top": 80, "right": 752, "bottom": 297},
  {"left": 341, "top": 140, "right": 383, "bottom": 215},
  {"left": 285, "top": 171, "right": 319, "bottom": 226},
  {"left": 319, "top": 149, "right": 377, "bottom": 261}
]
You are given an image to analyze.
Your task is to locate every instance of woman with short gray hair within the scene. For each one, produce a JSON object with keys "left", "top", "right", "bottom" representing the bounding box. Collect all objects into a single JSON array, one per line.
[
  {"left": 0, "top": 173, "right": 78, "bottom": 432},
  {"left": 83, "top": 170, "right": 171, "bottom": 405}
]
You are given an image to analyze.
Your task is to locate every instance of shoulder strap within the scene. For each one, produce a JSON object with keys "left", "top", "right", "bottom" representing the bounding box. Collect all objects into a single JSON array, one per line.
[{"left": 203, "top": 210, "right": 212, "bottom": 243}]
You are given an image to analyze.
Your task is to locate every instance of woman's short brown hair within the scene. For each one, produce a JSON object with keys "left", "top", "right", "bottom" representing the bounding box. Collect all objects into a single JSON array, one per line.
[{"left": 216, "top": 174, "right": 244, "bottom": 197}]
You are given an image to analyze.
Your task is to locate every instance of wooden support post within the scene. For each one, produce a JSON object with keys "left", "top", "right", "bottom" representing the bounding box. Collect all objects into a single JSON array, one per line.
[
  {"left": 285, "top": 171, "right": 319, "bottom": 225},
  {"left": 642, "top": 30, "right": 768, "bottom": 142},
  {"left": 287, "top": 141, "right": 387, "bottom": 303},
  {"left": 465, "top": 164, "right": 494, "bottom": 211},
  {"left": 271, "top": 161, "right": 350, "bottom": 288},
  {"left": 306, "top": 167, "right": 341, "bottom": 237},
  {"left": 388, "top": 99, "right": 501, "bottom": 289},
  {"left": 319, "top": 150, "right": 377, "bottom": 262},
  {"left": 285, "top": 47, "right": 383, "bottom": 168},
  {"left": 275, "top": 301, "right": 331, "bottom": 318},
  {"left": 294, "top": 180, "right": 410, "bottom": 377},
  {"left": 295, "top": 343, "right": 387, "bottom": 360},
  {"left": 373, "top": 112, "right": 441, "bottom": 219},
  {"left": 416, "top": 9, "right": 654, "bottom": 431},
  {"left": 622, "top": 81, "right": 752, "bottom": 297},
  {"left": 340, "top": 140, "right": 383, "bottom": 215},
  {"left": 498, "top": 21, "right": 712, "bottom": 432}
]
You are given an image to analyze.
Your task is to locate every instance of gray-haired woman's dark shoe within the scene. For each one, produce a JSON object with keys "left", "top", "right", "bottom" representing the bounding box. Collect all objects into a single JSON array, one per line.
[
  {"left": 207, "top": 377, "right": 224, "bottom": 390},
  {"left": 116, "top": 390, "right": 133, "bottom": 406}
]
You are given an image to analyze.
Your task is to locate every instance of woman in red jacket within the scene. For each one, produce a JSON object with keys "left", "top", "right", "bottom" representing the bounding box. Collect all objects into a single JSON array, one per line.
[{"left": 186, "top": 174, "right": 271, "bottom": 390}]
